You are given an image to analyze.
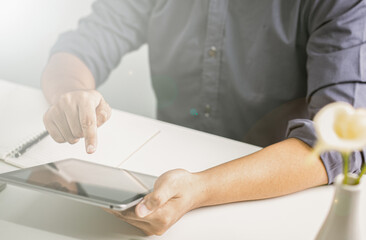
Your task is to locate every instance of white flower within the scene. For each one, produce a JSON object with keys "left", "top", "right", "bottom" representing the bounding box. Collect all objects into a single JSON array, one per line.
[{"left": 313, "top": 102, "right": 366, "bottom": 154}]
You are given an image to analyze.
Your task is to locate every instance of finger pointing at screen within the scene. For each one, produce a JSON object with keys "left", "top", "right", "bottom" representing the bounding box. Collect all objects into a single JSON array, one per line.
[{"left": 43, "top": 89, "right": 112, "bottom": 154}]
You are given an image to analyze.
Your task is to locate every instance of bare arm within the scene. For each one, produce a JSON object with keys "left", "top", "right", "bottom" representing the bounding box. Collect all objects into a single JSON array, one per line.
[
  {"left": 42, "top": 1, "right": 154, "bottom": 153},
  {"left": 41, "top": 53, "right": 96, "bottom": 104},
  {"left": 41, "top": 53, "right": 111, "bottom": 153},
  {"left": 110, "top": 138, "right": 327, "bottom": 235},
  {"left": 196, "top": 138, "right": 327, "bottom": 207}
]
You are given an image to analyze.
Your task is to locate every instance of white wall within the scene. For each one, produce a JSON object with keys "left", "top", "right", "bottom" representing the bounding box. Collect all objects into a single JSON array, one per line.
[{"left": 0, "top": 0, "right": 156, "bottom": 118}]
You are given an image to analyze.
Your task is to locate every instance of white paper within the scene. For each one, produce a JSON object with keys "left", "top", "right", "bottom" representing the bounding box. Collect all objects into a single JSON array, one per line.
[
  {"left": 0, "top": 80, "right": 160, "bottom": 168},
  {"left": 6, "top": 110, "right": 160, "bottom": 168},
  {"left": 0, "top": 80, "right": 48, "bottom": 158}
]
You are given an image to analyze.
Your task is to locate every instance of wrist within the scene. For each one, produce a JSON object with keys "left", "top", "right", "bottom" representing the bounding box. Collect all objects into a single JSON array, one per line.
[
  {"left": 41, "top": 52, "right": 96, "bottom": 104},
  {"left": 190, "top": 171, "right": 213, "bottom": 209}
]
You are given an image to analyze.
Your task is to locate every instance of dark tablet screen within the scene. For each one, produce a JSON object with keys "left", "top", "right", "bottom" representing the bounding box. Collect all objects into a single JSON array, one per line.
[{"left": 0, "top": 158, "right": 156, "bottom": 205}]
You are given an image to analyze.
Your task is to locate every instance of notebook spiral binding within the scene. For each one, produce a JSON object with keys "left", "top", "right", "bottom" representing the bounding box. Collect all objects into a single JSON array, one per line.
[{"left": 6, "top": 130, "right": 49, "bottom": 158}]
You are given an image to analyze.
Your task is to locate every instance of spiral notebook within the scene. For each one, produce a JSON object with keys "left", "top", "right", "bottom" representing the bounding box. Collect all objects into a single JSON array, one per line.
[{"left": 0, "top": 80, "right": 160, "bottom": 169}]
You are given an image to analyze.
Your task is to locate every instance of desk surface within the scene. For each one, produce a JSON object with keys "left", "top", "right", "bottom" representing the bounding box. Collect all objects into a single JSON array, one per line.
[{"left": 0, "top": 79, "right": 365, "bottom": 240}]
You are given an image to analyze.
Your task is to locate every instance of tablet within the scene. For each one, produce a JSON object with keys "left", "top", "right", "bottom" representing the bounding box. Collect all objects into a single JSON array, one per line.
[{"left": 0, "top": 158, "right": 157, "bottom": 211}]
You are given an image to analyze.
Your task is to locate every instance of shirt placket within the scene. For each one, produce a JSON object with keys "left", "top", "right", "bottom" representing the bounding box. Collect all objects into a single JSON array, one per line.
[{"left": 201, "top": 0, "right": 228, "bottom": 129}]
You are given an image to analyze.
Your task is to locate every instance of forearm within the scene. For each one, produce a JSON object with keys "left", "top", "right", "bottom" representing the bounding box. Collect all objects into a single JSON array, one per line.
[
  {"left": 195, "top": 138, "right": 328, "bottom": 208},
  {"left": 41, "top": 52, "right": 96, "bottom": 104}
]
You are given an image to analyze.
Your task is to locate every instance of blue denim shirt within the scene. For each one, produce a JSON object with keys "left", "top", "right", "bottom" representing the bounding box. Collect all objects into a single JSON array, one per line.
[{"left": 51, "top": 0, "right": 366, "bottom": 183}]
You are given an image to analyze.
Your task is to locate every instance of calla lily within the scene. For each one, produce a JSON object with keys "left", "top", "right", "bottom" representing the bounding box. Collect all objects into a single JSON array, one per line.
[{"left": 313, "top": 102, "right": 366, "bottom": 155}]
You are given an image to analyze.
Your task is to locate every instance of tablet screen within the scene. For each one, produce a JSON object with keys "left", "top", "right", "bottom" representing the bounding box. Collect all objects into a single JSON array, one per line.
[{"left": 0, "top": 159, "right": 156, "bottom": 205}]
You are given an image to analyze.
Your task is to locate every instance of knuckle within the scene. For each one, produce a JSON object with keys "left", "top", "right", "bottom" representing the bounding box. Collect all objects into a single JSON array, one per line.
[
  {"left": 150, "top": 194, "right": 163, "bottom": 206},
  {"left": 80, "top": 91, "right": 95, "bottom": 101},
  {"left": 159, "top": 169, "right": 188, "bottom": 187},
  {"left": 80, "top": 91, "right": 89, "bottom": 100},
  {"left": 59, "top": 94, "right": 72, "bottom": 106},
  {"left": 81, "top": 120, "right": 95, "bottom": 129},
  {"left": 161, "top": 171, "right": 176, "bottom": 181},
  {"left": 72, "top": 130, "right": 83, "bottom": 138}
]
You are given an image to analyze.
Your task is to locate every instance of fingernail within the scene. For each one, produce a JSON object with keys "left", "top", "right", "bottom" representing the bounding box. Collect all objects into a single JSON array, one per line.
[
  {"left": 137, "top": 203, "right": 152, "bottom": 218},
  {"left": 87, "top": 145, "right": 96, "bottom": 153}
]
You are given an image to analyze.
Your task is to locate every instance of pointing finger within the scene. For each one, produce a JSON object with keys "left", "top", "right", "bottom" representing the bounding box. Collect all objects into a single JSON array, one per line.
[{"left": 78, "top": 103, "right": 98, "bottom": 154}]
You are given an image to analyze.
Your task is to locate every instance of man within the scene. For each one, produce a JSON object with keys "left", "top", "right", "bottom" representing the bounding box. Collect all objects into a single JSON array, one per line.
[{"left": 42, "top": 0, "right": 366, "bottom": 235}]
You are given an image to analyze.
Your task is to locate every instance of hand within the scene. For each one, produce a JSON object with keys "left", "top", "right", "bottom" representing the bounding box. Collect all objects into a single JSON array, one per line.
[
  {"left": 43, "top": 90, "right": 111, "bottom": 153},
  {"left": 105, "top": 169, "right": 205, "bottom": 236}
]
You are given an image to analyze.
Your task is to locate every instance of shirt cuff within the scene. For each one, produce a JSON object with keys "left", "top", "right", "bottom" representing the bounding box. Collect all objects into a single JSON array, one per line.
[{"left": 286, "top": 119, "right": 364, "bottom": 184}]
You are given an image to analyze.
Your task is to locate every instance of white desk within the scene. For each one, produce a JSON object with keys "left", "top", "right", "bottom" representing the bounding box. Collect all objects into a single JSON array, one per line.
[{"left": 0, "top": 80, "right": 365, "bottom": 240}]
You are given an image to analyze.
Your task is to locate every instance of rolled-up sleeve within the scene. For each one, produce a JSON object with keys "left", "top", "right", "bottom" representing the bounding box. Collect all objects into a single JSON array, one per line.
[
  {"left": 286, "top": 0, "right": 366, "bottom": 184},
  {"left": 50, "top": 0, "right": 154, "bottom": 86}
]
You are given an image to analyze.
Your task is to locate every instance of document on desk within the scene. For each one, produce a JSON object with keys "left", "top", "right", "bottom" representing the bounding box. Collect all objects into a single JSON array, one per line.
[
  {"left": 0, "top": 80, "right": 160, "bottom": 169},
  {"left": 0, "top": 81, "right": 48, "bottom": 160},
  {"left": 6, "top": 110, "right": 160, "bottom": 169}
]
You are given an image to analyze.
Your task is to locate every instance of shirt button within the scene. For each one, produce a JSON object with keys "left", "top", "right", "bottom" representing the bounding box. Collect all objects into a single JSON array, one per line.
[
  {"left": 208, "top": 46, "right": 217, "bottom": 58},
  {"left": 190, "top": 108, "right": 199, "bottom": 116},
  {"left": 204, "top": 104, "right": 211, "bottom": 118}
]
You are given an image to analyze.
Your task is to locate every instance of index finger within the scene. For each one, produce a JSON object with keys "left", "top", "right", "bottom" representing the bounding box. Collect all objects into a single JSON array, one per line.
[{"left": 78, "top": 104, "right": 98, "bottom": 154}]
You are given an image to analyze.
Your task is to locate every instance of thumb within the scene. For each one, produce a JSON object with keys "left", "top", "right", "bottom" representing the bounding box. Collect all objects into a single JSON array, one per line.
[
  {"left": 95, "top": 97, "right": 112, "bottom": 127},
  {"left": 135, "top": 181, "right": 176, "bottom": 218}
]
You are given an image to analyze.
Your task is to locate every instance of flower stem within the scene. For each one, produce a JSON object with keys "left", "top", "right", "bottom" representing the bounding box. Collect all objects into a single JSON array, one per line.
[
  {"left": 356, "top": 163, "right": 366, "bottom": 185},
  {"left": 342, "top": 152, "right": 350, "bottom": 185}
]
